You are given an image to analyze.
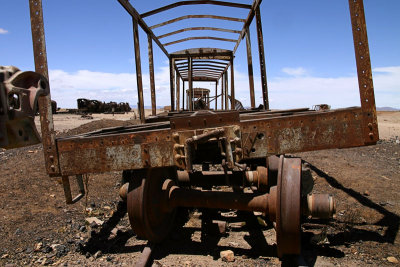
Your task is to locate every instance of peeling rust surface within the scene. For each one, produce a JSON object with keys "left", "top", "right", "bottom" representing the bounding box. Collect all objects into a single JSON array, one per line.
[
  {"left": 241, "top": 107, "right": 365, "bottom": 155},
  {"left": 57, "top": 129, "right": 173, "bottom": 176}
]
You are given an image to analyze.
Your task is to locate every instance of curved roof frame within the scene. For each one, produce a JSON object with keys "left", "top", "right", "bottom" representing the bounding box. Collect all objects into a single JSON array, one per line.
[{"left": 117, "top": 0, "right": 266, "bottom": 113}]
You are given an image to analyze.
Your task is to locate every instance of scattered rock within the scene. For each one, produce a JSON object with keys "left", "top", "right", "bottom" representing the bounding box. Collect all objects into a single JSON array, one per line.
[
  {"left": 220, "top": 250, "right": 235, "bottom": 262},
  {"left": 1, "top": 253, "right": 9, "bottom": 259},
  {"left": 363, "top": 190, "right": 370, "bottom": 196},
  {"left": 34, "top": 242, "right": 43, "bottom": 252},
  {"left": 14, "top": 228, "right": 22, "bottom": 235},
  {"left": 79, "top": 226, "right": 86, "bottom": 232},
  {"left": 85, "top": 217, "right": 104, "bottom": 226},
  {"left": 152, "top": 261, "right": 162, "bottom": 267},
  {"left": 41, "top": 245, "right": 52, "bottom": 253},
  {"left": 387, "top": 256, "right": 399, "bottom": 263},
  {"left": 93, "top": 250, "right": 102, "bottom": 259},
  {"left": 106, "top": 255, "right": 113, "bottom": 262},
  {"left": 51, "top": 244, "right": 68, "bottom": 257},
  {"left": 212, "top": 220, "right": 227, "bottom": 234}
]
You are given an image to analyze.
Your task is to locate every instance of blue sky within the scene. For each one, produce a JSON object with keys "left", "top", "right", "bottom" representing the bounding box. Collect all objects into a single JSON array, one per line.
[{"left": 1, "top": 0, "right": 399, "bottom": 109}]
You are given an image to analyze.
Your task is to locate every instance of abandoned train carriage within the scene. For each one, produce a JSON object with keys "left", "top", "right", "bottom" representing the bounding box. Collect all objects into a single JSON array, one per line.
[{"left": 0, "top": 0, "right": 378, "bottom": 261}]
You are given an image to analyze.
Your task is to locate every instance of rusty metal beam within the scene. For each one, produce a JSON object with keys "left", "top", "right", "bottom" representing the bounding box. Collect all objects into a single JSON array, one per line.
[
  {"left": 230, "top": 58, "right": 235, "bottom": 110},
  {"left": 245, "top": 27, "right": 255, "bottom": 108},
  {"left": 176, "top": 70, "right": 180, "bottom": 111},
  {"left": 255, "top": 7, "right": 269, "bottom": 109},
  {"left": 176, "top": 60, "right": 228, "bottom": 67},
  {"left": 221, "top": 75, "right": 224, "bottom": 109},
  {"left": 29, "top": 0, "right": 59, "bottom": 176},
  {"left": 182, "top": 77, "right": 218, "bottom": 81},
  {"left": 148, "top": 35, "right": 156, "bottom": 116},
  {"left": 169, "top": 58, "right": 176, "bottom": 111},
  {"left": 348, "top": 0, "right": 379, "bottom": 144},
  {"left": 157, "top": 27, "right": 241, "bottom": 39},
  {"left": 150, "top": 15, "right": 245, "bottom": 29},
  {"left": 142, "top": 1, "right": 251, "bottom": 18},
  {"left": 224, "top": 71, "right": 228, "bottom": 110},
  {"left": 163, "top": 36, "right": 236, "bottom": 47},
  {"left": 188, "top": 58, "right": 193, "bottom": 111},
  {"left": 181, "top": 73, "right": 221, "bottom": 78},
  {"left": 182, "top": 80, "right": 185, "bottom": 110},
  {"left": 133, "top": 19, "right": 145, "bottom": 123},
  {"left": 215, "top": 82, "right": 218, "bottom": 110},
  {"left": 232, "top": 0, "right": 262, "bottom": 54},
  {"left": 180, "top": 68, "right": 224, "bottom": 74},
  {"left": 240, "top": 107, "right": 366, "bottom": 156},
  {"left": 178, "top": 64, "right": 225, "bottom": 70},
  {"left": 118, "top": 0, "right": 169, "bottom": 58}
]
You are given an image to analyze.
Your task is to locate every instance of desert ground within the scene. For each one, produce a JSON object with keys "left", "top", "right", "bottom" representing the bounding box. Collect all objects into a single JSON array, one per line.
[{"left": 0, "top": 110, "right": 399, "bottom": 266}]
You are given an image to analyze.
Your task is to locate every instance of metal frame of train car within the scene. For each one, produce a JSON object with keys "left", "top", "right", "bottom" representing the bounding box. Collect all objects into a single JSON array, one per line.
[{"left": 24, "top": 0, "right": 378, "bottom": 259}]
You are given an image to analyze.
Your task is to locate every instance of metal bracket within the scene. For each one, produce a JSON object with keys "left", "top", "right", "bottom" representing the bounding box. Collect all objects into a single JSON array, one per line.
[{"left": 61, "top": 175, "right": 85, "bottom": 204}]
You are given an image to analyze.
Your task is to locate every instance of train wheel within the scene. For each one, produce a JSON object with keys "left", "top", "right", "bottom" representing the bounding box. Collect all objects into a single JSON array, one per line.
[
  {"left": 276, "top": 156, "right": 302, "bottom": 258},
  {"left": 127, "top": 167, "right": 177, "bottom": 243}
]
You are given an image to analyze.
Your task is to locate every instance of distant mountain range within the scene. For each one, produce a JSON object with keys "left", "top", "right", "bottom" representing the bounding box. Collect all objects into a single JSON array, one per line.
[{"left": 376, "top": 107, "right": 399, "bottom": 111}]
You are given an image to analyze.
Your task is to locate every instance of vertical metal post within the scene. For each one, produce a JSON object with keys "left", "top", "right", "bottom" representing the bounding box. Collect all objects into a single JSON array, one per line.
[
  {"left": 224, "top": 71, "right": 228, "bottom": 110},
  {"left": 215, "top": 81, "right": 218, "bottom": 110},
  {"left": 176, "top": 70, "right": 180, "bottom": 111},
  {"left": 147, "top": 35, "right": 156, "bottom": 116},
  {"left": 133, "top": 18, "right": 145, "bottom": 123},
  {"left": 188, "top": 57, "right": 193, "bottom": 111},
  {"left": 255, "top": 7, "right": 269, "bottom": 110},
  {"left": 182, "top": 80, "right": 185, "bottom": 110},
  {"left": 348, "top": 0, "right": 378, "bottom": 144},
  {"left": 230, "top": 57, "right": 235, "bottom": 110},
  {"left": 169, "top": 58, "right": 175, "bottom": 111},
  {"left": 220, "top": 76, "right": 224, "bottom": 110},
  {"left": 29, "top": 0, "right": 59, "bottom": 175},
  {"left": 245, "top": 26, "right": 255, "bottom": 109}
]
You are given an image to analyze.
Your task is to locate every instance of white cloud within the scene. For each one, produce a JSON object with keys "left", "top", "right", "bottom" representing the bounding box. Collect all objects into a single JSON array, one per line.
[
  {"left": 0, "top": 28, "right": 8, "bottom": 34},
  {"left": 281, "top": 67, "right": 308, "bottom": 76},
  {"left": 48, "top": 65, "right": 400, "bottom": 110}
]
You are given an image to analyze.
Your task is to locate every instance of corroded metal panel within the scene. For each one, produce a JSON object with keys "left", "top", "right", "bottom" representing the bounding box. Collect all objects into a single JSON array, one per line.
[
  {"left": 57, "top": 130, "right": 174, "bottom": 176},
  {"left": 241, "top": 108, "right": 365, "bottom": 156}
]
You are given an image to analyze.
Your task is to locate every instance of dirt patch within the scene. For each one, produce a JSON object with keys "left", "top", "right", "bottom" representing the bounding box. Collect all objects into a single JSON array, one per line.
[{"left": 1, "top": 114, "right": 399, "bottom": 266}]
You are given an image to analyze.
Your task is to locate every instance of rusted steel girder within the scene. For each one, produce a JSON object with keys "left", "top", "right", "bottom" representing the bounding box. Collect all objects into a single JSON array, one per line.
[
  {"left": 255, "top": 7, "right": 269, "bottom": 110},
  {"left": 176, "top": 70, "right": 180, "bottom": 111},
  {"left": 224, "top": 72, "right": 228, "bottom": 110},
  {"left": 348, "top": 0, "right": 378, "bottom": 144},
  {"left": 169, "top": 58, "right": 175, "bottom": 111},
  {"left": 117, "top": 0, "right": 169, "bottom": 57},
  {"left": 215, "top": 81, "right": 218, "bottom": 110},
  {"left": 29, "top": 0, "right": 59, "bottom": 175},
  {"left": 163, "top": 36, "right": 236, "bottom": 47},
  {"left": 245, "top": 26, "right": 256, "bottom": 108},
  {"left": 150, "top": 15, "right": 245, "bottom": 30},
  {"left": 188, "top": 57, "right": 193, "bottom": 111},
  {"left": 230, "top": 58, "right": 235, "bottom": 110},
  {"left": 147, "top": 35, "right": 156, "bottom": 116},
  {"left": 157, "top": 27, "right": 241, "bottom": 39},
  {"left": 141, "top": 1, "right": 251, "bottom": 18},
  {"left": 132, "top": 18, "right": 145, "bottom": 123}
]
